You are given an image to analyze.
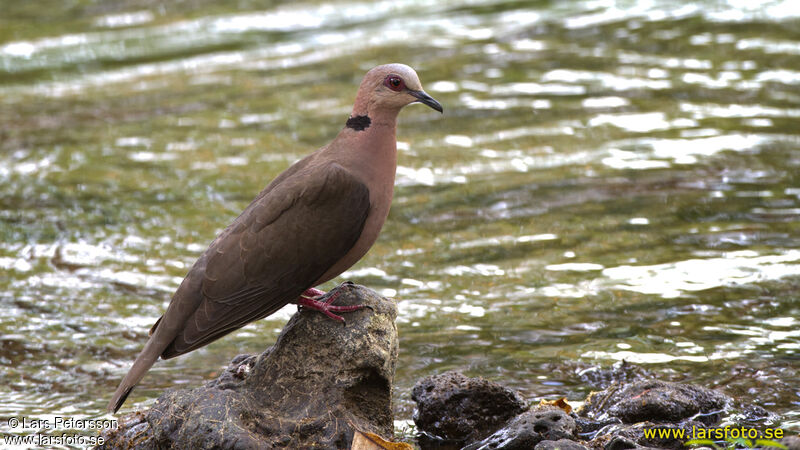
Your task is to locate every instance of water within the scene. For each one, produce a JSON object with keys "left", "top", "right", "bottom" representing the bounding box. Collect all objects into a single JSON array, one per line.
[{"left": 1, "top": 0, "right": 799, "bottom": 443}]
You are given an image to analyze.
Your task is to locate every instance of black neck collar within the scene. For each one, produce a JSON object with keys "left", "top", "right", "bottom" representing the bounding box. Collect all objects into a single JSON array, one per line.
[{"left": 345, "top": 115, "right": 371, "bottom": 131}]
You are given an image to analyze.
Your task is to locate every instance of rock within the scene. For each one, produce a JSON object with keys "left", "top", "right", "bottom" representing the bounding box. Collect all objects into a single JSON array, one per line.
[
  {"left": 573, "top": 414, "right": 620, "bottom": 437},
  {"left": 603, "top": 435, "right": 661, "bottom": 450},
  {"left": 100, "top": 284, "right": 398, "bottom": 449},
  {"left": 576, "top": 360, "right": 656, "bottom": 390},
  {"left": 579, "top": 380, "right": 730, "bottom": 425},
  {"left": 733, "top": 403, "right": 778, "bottom": 425},
  {"left": 411, "top": 371, "right": 527, "bottom": 447},
  {"left": 535, "top": 439, "right": 590, "bottom": 450},
  {"left": 782, "top": 435, "right": 800, "bottom": 450},
  {"left": 584, "top": 421, "right": 704, "bottom": 450},
  {"left": 577, "top": 380, "right": 731, "bottom": 449},
  {"left": 409, "top": 363, "right": 787, "bottom": 450},
  {"left": 463, "top": 407, "right": 577, "bottom": 450},
  {"left": 641, "top": 422, "right": 709, "bottom": 449}
]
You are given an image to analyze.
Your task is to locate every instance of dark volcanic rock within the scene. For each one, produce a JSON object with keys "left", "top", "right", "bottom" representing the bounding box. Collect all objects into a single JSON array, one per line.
[
  {"left": 463, "top": 407, "right": 577, "bottom": 450},
  {"left": 411, "top": 363, "right": 787, "bottom": 450},
  {"left": 585, "top": 421, "right": 704, "bottom": 450},
  {"left": 100, "top": 284, "right": 398, "bottom": 449},
  {"left": 535, "top": 438, "right": 590, "bottom": 450},
  {"left": 579, "top": 380, "right": 730, "bottom": 425},
  {"left": 639, "top": 422, "right": 707, "bottom": 449},
  {"left": 576, "top": 360, "right": 656, "bottom": 390},
  {"left": 412, "top": 371, "right": 527, "bottom": 446},
  {"left": 577, "top": 379, "right": 741, "bottom": 449},
  {"left": 603, "top": 435, "right": 661, "bottom": 450}
]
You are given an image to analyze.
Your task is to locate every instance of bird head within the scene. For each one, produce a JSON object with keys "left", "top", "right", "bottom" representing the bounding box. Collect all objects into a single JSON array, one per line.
[{"left": 355, "top": 64, "right": 443, "bottom": 116}]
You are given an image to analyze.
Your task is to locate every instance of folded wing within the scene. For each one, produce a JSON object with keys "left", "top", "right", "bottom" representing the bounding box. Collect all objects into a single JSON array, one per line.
[{"left": 158, "top": 161, "right": 371, "bottom": 358}]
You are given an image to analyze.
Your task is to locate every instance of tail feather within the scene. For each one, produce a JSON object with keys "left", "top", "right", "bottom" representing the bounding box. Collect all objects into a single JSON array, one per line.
[
  {"left": 110, "top": 386, "right": 134, "bottom": 414},
  {"left": 107, "top": 334, "right": 168, "bottom": 413}
]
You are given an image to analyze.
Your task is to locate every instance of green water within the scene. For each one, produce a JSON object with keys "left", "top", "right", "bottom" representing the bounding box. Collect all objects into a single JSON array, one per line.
[{"left": 1, "top": 0, "right": 799, "bottom": 443}]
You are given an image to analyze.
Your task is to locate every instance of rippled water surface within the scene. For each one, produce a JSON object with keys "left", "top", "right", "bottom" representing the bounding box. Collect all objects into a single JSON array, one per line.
[{"left": 1, "top": 0, "right": 799, "bottom": 441}]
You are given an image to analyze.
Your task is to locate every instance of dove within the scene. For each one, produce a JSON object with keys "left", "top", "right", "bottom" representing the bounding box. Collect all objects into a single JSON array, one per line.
[{"left": 107, "top": 63, "right": 443, "bottom": 413}]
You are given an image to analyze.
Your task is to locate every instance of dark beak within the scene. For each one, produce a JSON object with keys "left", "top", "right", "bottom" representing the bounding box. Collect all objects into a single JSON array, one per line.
[{"left": 409, "top": 89, "right": 444, "bottom": 113}]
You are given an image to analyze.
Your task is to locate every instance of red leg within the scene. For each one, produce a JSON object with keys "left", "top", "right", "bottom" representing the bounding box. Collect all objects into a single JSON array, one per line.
[
  {"left": 295, "top": 283, "right": 370, "bottom": 323},
  {"left": 301, "top": 287, "right": 326, "bottom": 298}
]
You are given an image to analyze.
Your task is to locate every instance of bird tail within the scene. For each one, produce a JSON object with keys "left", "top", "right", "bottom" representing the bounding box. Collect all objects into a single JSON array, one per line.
[{"left": 106, "top": 334, "right": 166, "bottom": 413}]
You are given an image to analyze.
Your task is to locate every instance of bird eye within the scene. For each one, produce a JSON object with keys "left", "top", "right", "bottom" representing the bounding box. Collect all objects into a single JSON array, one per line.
[{"left": 384, "top": 75, "right": 404, "bottom": 92}]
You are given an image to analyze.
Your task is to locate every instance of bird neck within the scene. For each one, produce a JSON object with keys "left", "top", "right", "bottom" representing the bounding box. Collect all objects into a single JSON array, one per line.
[
  {"left": 331, "top": 113, "right": 398, "bottom": 196},
  {"left": 341, "top": 106, "right": 400, "bottom": 169},
  {"left": 349, "top": 95, "right": 404, "bottom": 129}
]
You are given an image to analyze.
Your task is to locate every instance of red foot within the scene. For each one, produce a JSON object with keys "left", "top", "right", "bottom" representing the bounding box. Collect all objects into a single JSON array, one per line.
[
  {"left": 301, "top": 287, "right": 326, "bottom": 298},
  {"left": 296, "top": 283, "right": 370, "bottom": 323}
]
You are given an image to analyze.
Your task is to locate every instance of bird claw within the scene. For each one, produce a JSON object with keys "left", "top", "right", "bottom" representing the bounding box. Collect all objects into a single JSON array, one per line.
[{"left": 296, "top": 282, "right": 371, "bottom": 323}]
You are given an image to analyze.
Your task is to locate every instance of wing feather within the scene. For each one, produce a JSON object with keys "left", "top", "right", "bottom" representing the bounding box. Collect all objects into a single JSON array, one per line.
[{"left": 157, "top": 162, "right": 370, "bottom": 358}]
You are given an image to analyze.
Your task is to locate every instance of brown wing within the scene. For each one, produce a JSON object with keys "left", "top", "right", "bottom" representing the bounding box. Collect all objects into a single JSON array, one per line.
[{"left": 158, "top": 162, "right": 370, "bottom": 358}]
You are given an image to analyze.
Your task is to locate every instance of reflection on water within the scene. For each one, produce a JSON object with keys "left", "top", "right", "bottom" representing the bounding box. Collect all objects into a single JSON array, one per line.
[
  {"left": 1, "top": 0, "right": 799, "bottom": 438},
  {"left": 603, "top": 250, "right": 800, "bottom": 298}
]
